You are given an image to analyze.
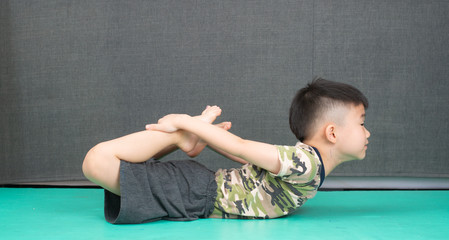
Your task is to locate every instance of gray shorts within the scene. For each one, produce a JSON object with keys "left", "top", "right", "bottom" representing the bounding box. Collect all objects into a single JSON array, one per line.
[{"left": 104, "top": 159, "right": 217, "bottom": 224}]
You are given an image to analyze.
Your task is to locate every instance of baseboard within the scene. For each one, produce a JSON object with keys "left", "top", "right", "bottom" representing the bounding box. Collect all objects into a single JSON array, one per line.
[
  {"left": 320, "top": 176, "right": 449, "bottom": 190},
  {"left": 2, "top": 177, "right": 449, "bottom": 190}
]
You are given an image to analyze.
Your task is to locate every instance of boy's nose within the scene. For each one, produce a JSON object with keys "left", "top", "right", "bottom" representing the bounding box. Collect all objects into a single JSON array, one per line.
[{"left": 365, "top": 128, "right": 371, "bottom": 138}]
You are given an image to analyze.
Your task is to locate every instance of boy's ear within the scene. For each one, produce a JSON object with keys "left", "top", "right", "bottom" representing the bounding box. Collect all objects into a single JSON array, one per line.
[{"left": 325, "top": 124, "right": 337, "bottom": 144}]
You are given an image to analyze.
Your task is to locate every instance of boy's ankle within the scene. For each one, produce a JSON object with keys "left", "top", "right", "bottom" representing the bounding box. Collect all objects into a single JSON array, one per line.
[{"left": 175, "top": 130, "right": 197, "bottom": 154}]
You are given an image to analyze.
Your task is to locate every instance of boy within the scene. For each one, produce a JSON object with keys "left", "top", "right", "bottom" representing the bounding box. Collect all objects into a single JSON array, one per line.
[{"left": 82, "top": 78, "right": 370, "bottom": 223}]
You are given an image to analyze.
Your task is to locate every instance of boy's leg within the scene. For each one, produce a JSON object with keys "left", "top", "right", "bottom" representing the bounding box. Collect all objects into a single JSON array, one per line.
[
  {"left": 83, "top": 130, "right": 183, "bottom": 195},
  {"left": 82, "top": 106, "right": 222, "bottom": 196}
]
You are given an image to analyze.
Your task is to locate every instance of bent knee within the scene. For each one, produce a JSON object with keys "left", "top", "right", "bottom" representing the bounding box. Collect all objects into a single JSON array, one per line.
[
  {"left": 82, "top": 149, "right": 95, "bottom": 180},
  {"left": 82, "top": 143, "right": 107, "bottom": 180},
  {"left": 82, "top": 143, "right": 121, "bottom": 194}
]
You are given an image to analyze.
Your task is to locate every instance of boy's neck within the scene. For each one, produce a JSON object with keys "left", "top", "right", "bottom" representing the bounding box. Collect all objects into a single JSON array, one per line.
[{"left": 303, "top": 140, "right": 340, "bottom": 177}]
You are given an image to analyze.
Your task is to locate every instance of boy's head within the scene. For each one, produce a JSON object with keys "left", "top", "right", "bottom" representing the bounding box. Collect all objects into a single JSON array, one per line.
[{"left": 289, "top": 78, "right": 369, "bottom": 142}]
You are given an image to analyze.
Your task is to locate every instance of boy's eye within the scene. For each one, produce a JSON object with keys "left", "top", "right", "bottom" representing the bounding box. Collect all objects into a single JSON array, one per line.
[{"left": 361, "top": 123, "right": 365, "bottom": 126}]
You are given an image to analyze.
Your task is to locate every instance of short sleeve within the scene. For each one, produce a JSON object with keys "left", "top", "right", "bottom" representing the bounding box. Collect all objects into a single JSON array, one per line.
[{"left": 271, "top": 145, "right": 319, "bottom": 184}]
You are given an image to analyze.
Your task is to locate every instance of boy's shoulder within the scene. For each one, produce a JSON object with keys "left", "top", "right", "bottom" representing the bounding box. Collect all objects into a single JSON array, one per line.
[{"left": 274, "top": 142, "right": 323, "bottom": 179}]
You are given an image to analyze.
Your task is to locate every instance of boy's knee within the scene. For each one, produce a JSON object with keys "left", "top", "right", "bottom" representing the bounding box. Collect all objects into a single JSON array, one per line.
[
  {"left": 82, "top": 143, "right": 121, "bottom": 195},
  {"left": 82, "top": 150, "right": 94, "bottom": 180},
  {"left": 82, "top": 143, "right": 105, "bottom": 180}
]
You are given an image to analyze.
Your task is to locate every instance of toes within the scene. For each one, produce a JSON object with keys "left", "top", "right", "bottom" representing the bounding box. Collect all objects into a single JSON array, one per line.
[
  {"left": 215, "top": 121, "right": 232, "bottom": 130},
  {"left": 202, "top": 105, "right": 221, "bottom": 116}
]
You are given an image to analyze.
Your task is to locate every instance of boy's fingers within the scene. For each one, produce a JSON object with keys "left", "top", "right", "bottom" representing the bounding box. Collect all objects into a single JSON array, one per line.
[
  {"left": 146, "top": 123, "right": 178, "bottom": 133},
  {"left": 146, "top": 124, "right": 163, "bottom": 131}
]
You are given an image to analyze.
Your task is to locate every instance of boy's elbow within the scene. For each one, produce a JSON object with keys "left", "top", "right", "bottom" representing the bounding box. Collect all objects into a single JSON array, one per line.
[{"left": 235, "top": 138, "right": 250, "bottom": 158}]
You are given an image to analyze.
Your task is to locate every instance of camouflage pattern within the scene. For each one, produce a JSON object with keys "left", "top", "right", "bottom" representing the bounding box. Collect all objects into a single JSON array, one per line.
[{"left": 209, "top": 142, "right": 324, "bottom": 219}]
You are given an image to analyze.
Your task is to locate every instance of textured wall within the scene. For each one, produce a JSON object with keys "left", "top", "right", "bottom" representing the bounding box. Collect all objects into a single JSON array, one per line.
[
  {"left": 314, "top": 0, "right": 449, "bottom": 177},
  {"left": 1, "top": 0, "right": 448, "bottom": 184}
]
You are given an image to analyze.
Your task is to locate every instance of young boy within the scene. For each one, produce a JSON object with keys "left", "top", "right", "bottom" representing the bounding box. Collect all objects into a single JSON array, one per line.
[{"left": 82, "top": 78, "right": 370, "bottom": 223}]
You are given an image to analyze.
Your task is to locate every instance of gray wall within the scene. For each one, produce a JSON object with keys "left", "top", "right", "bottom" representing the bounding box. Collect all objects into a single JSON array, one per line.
[{"left": 1, "top": 0, "right": 448, "bottom": 184}]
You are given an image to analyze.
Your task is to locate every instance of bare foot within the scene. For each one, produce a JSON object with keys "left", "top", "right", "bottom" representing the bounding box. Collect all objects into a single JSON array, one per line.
[
  {"left": 177, "top": 106, "right": 222, "bottom": 154},
  {"left": 196, "top": 105, "right": 222, "bottom": 123},
  {"left": 185, "top": 121, "right": 232, "bottom": 157}
]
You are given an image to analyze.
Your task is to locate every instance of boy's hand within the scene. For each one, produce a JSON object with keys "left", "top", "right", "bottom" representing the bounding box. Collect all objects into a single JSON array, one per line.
[
  {"left": 146, "top": 106, "right": 222, "bottom": 133},
  {"left": 146, "top": 114, "right": 189, "bottom": 133}
]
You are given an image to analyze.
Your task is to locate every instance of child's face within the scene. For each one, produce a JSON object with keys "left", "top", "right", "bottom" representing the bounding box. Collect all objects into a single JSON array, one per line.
[{"left": 336, "top": 104, "right": 371, "bottom": 161}]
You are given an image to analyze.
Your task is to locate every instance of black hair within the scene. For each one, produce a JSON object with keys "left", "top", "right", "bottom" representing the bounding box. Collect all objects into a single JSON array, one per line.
[{"left": 289, "top": 77, "right": 369, "bottom": 141}]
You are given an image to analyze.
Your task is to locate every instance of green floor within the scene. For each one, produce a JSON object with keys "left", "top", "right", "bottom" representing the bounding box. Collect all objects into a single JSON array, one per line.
[{"left": 1, "top": 188, "right": 448, "bottom": 240}]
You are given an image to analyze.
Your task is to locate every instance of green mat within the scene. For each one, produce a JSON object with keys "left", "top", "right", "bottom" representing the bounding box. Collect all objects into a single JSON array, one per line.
[{"left": 1, "top": 188, "right": 448, "bottom": 240}]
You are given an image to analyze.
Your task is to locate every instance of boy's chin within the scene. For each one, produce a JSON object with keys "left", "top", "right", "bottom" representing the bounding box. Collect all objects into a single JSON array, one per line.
[
  {"left": 351, "top": 152, "right": 367, "bottom": 161},
  {"left": 357, "top": 152, "right": 367, "bottom": 160},
  {"left": 343, "top": 150, "right": 367, "bottom": 162}
]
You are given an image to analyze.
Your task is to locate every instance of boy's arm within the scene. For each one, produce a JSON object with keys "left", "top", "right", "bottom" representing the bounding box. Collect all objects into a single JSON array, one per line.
[
  {"left": 208, "top": 146, "right": 249, "bottom": 165},
  {"left": 152, "top": 137, "right": 249, "bottom": 164},
  {"left": 147, "top": 114, "right": 280, "bottom": 174}
]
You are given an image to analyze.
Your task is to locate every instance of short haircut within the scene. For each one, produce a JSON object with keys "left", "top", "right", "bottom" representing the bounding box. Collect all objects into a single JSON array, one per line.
[{"left": 289, "top": 77, "right": 369, "bottom": 141}]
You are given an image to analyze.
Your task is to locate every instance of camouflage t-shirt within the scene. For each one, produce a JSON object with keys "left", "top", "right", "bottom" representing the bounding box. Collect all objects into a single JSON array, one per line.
[{"left": 209, "top": 142, "right": 325, "bottom": 219}]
